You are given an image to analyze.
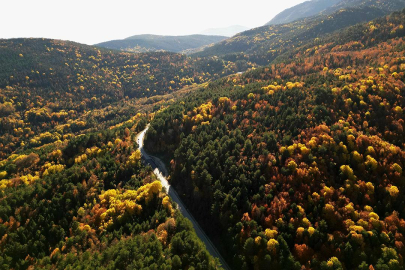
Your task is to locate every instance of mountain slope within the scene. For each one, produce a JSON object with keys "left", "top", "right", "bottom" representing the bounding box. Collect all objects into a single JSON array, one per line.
[
  {"left": 266, "top": 0, "right": 405, "bottom": 25},
  {"left": 196, "top": 6, "right": 389, "bottom": 65},
  {"left": 145, "top": 9, "right": 405, "bottom": 269},
  {"left": 266, "top": 0, "right": 341, "bottom": 25},
  {"left": 0, "top": 107, "right": 222, "bottom": 269},
  {"left": 95, "top": 34, "right": 227, "bottom": 53}
]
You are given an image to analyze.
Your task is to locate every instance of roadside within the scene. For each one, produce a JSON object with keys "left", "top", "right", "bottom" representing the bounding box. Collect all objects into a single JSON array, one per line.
[{"left": 135, "top": 126, "right": 231, "bottom": 270}]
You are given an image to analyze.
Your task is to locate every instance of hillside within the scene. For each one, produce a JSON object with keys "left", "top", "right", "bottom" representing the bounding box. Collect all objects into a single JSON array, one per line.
[
  {"left": 145, "top": 9, "right": 405, "bottom": 269},
  {"left": 196, "top": 6, "right": 389, "bottom": 65},
  {"left": 266, "top": 0, "right": 341, "bottom": 26},
  {"left": 0, "top": 109, "right": 221, "bottom": 269},
  {"left": 95, "top": 34, "right": 227, "bottom": 53},
  {"left": 0, "top": 38, "right": 248, "bottom": 160},
  {"left": 266, "top": 0, "right": 405, "bottom": 25}
]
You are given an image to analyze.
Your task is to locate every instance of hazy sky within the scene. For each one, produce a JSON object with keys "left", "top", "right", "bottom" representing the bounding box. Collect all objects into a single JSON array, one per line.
[{"left": 1, "top": 0, "right": 307, "bottom": 45}]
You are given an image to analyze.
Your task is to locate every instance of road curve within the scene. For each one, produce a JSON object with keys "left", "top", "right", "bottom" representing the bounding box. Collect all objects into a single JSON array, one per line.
[{"left": 136, "top": 125, "right": 231, "bottom": 270}]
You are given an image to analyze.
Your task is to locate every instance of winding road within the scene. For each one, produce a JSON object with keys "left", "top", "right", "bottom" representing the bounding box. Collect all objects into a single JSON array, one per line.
[{"left": 136, "top": 125, "right": 231, "bottom": 270}]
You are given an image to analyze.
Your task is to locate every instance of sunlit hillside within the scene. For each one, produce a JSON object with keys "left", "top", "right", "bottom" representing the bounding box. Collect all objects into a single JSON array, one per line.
[{"left": 145, "top": 9, "right": 405, "bottom": 269}]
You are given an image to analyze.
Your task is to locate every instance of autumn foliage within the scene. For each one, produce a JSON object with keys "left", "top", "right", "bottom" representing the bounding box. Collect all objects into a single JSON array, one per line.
[{"left": 145, "top": 9, "right": 405, "bottom": 270}]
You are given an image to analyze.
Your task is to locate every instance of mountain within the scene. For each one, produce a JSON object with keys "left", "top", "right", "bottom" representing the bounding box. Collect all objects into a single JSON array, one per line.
[
  {"left": 145, "top": 9, "right": 405, "bottom": 269},
  {"left": 266, "top": 0, "right": 405, "bottom": 25},
  {"left": 200, "top": 25, "right": 250, "bottom": 37},
  {"left": 95, "top": 34, "right": 227, "bottom": 53},
  {"left": 266, "top": 0, "right": 341, "bottom": 25},
  {"left": 196, "top": 6, "right": 390, "bottom": 65}
]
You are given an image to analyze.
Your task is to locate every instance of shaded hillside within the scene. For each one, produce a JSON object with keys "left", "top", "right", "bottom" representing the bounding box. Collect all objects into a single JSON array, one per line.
[
  {"left": 266, "top": 0, "right": 405, "bottom": 25},
  {"left": 146, "top": 9, "right": 405, "bottom": 269},
  {"left": 197, "top": 6, "right": 389, "bottom": 65},
  {"left": 266, "top": 0, "right": 341, "bottom": 25},
  {"left": 332, "top": 0, "right": 405, "bottom": 13},
  {"left": 96, "top": 34, "right": 227, "bottom": 53}
]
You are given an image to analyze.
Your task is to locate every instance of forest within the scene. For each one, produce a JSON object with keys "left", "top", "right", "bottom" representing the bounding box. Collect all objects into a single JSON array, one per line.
[
  {"left": 1, "top": 1, "right": 405, "bottom": 269},
  {"left": 0, "top": 38, "right": 254, "bottom": 160},
  {"left": 144, "top": 9, "right": 405, "bottom": 269},
  {"left": 0, "top": 114, "right": 220, "bottom": 269}
]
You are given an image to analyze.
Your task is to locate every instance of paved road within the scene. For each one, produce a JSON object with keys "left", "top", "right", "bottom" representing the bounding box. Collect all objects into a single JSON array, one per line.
[{"left": 136, "top": 125, "right": 231, "bottom": 270}]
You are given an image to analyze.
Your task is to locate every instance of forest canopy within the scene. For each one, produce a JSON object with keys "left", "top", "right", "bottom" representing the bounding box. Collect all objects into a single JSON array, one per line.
[{"left": 145, "top": 9, "right": 405, "bottom": 270}]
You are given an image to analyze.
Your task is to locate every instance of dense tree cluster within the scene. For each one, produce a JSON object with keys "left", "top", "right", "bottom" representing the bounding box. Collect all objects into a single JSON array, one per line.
[
  {"left": 145, "top": 9, "right": 405, "bottom": 269},
  {"left": 0, "top": 116, "right": 220, "bottom": 269}
]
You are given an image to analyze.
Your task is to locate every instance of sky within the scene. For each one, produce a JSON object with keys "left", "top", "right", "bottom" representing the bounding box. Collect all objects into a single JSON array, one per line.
[{"left": 0, "top": 0, "right": 307, "bottom": 45}]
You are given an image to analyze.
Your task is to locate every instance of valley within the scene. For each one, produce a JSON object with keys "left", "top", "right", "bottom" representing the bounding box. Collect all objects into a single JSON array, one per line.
[{"left": 1, "top": 0, "right": 405, "bottom": 269}]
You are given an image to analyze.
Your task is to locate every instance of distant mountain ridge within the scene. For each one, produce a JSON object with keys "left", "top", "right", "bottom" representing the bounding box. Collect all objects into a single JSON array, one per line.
[
  {"left": 266, "top": 0, "right": 341, "bottom": 25},
  {"left": 196, "top": 6, "right": 390, "bottom": 65},
  {"left": 95, "top": 34, "right": 227, "bottom": 54},
  {"left": 266, "top": 0, "right": 405, "bottom": 25}
]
